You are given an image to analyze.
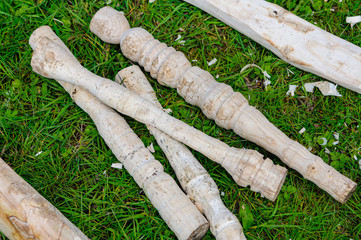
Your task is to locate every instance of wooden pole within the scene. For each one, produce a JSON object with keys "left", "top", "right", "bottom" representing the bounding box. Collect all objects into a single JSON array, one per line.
[
  {"left": 182, "top": 0, "right": 361, "bottom": 94},
  {"left": 29, "top": 26, "right": 287, "bottom": 201},
  {"left": 27, "top": 26, "right": 210, "bottom": 239},
  {"left": 89, "top": 6, "right": 357, "bottom": 203},
  {"left": 57, "top": 80, "right": 209, "bottom": 240},
  {"left": 117, "top": 65, "right": 246, "bottom": 240},
  {"left": 0, "top": 157, "right": 89, "bottom": 240}
]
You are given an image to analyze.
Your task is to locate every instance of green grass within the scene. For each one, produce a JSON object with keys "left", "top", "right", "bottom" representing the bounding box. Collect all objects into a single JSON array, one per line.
[{"left": 0, "top": 0, "right": 360, "bottom": 239}]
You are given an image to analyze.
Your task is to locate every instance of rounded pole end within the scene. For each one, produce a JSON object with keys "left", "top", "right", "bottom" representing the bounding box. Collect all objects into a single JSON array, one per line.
[{"left": 90, "top": 6, "right": 130, "bottom": 44}]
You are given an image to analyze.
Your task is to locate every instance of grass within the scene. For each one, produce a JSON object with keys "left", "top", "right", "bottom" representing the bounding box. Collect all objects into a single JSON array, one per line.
[{"left": 0, "top": 0, "right": 360, "bottom": 239}]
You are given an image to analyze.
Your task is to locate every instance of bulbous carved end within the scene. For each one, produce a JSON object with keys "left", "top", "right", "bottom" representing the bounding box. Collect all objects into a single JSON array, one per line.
[
  {"left": 222, "top": 148, "right": 287, "bottom": 201},
  {"left": 29, "top": 25, "right": 52, "bottom": 50},
  {"left": 251, "top": 158, "right": 287, "bottom": 201},
  {"left": 90, "top": 6, "right": 130, "bottom": 44},
  {"left": 216, "top": 223, "right": 246, "bottom": 240},
  {"left": 30, "top": 27, "right": 81, "bottom": 81}
]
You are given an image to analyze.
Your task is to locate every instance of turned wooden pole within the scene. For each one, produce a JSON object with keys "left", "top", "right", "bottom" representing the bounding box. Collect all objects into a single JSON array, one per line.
[
  {"left": 182, "top": 0, "right": 361, "bottom": 94},
  {"left": 89, "top": 6, "right": 357, "bottom": 203},
  {"left": 58, "top": 80, "right": 209, "bottom": 240},
  {"left": 29, "top": 26, "right": 287, "bottom": 201},
  {"left": 0, "top": 157, "right": 89, "bottom": 240},
  {"left": 117, "top": 65, "right": 246, "bottom": 240},
  {"left": 29, "top": 27, "right": 209, "bottom": 240}
]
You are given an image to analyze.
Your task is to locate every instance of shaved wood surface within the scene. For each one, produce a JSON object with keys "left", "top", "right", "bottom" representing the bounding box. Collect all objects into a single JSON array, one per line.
[
  {"left": 29, "top": 26, "right": 287, "bottom": 201},
  {"left": 183, "top": 0, "right": 361, "bottom": 94},
  {"left": 0, "top": 157, "right": 89, "bottom": 240},
  {"left": 117, "top": 65, "right": 246, "bottom": 240},
  {"left": 89, "top": 6, "right": 357, "bottom": 203}
]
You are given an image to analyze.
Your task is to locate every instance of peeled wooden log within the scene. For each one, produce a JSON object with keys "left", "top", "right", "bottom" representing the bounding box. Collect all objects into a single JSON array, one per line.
[
  {"left": 117, "top": 65, "right": 246, "bottom": 240},
  {"left": 29, "top": 26, "right": 287, "bottom": 201},
  {"left": 0, "top": 157, "right": 89, "bottom": 240},
  {"left": 89, "top": 7, "right": 357, "bottom": 203},
  {"left": 182, "top": 0, "right": 361, "bottom": 94}
]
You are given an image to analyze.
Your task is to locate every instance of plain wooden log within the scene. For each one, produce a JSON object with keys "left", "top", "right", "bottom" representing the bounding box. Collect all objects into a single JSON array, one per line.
[
  {"left": 0, "top": 157, "right": 89, "bottom": 240},
  {"left": 89, "top": 7, "right": 357, "bottom": 203},
  {"left": 116, "top": 65, "right": 246, "bottom": 240},
  {"left": 29, "top": 26, "right": 287, "bottom": 201}
]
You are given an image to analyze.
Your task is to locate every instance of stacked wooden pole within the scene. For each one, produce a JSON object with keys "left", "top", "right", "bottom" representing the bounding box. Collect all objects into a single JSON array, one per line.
[
  {"left": 3, "top": 3, "right": 357, "bottom": 239},
  {"left": 116, "top": 66, "right": 246, "bottom": 239},
  {"left": 89, "top": 6, "right": 356, "bottom": 204}
]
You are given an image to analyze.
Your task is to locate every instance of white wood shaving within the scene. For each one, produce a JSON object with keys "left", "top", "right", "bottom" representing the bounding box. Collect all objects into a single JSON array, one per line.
[
  {"left": 111, "top": 163, "right": 123, "bottom": 170},
  {"left": 240, "top": 63, "right": 272, "bottom": 89},
  {"left": 304, "top": 82, "right": 316, "bottom": 92},
  {"left": 333, "top": 132, "right": 339, "bottom": 140},
  {"left": 319, "top": 137, "right": 328, "bottom": 146},
  {"left": 35, "top": 151, "right": 43, "bottom": 157},
  {"left": 286, "top": 85, "right": 298, "bottom": 96},
  {"left": 263, "top": 71, "right": 271, "bottom": 79},
  {"left": 325, "top": 148, "right": 330, "bottom": 154},
  {"left": 299, "top": 127, "right": 306, "bottom": 134},
  {"left": 147, "top": 143, "right": 155, "bottom": 153},
  {"left": 175, "top": 34, "right": 186, "bottom": 44},
  {"left": 263, "top": 79, "right": 271, "bottom": 89},
  {"left": 286, "top": 68, "right": 294, "bottom": 77},
  {"left": 304, "top": 81, "right": 342, "bottom": 97},
  {"left": 149, "top": 0, "right": 155, "bottom": 3},
  {"left": 53, "top": 18, "right": 64, "bottom": 25},
  {"left": 207, "top": 58, "right": 217, "bottom": 66},
  {"left": 332, "top": 141, "right": 339, "bottom": 145},
  {"left": 346, "top": 16, "right": 361, "bottom": 28}
]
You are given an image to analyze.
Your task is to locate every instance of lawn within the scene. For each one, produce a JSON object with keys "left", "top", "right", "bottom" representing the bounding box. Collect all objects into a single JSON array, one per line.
[{"left": 0, "top": 0, "right": 360, "bottom": 239}]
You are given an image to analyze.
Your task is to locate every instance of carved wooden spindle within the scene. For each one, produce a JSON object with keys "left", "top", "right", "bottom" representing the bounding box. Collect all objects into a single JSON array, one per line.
[
  {"left": 117, "top": 65, "right": 246, "bottom": 240},
  {"left": 29, "top": 26, "right": 210, "bottom": 240},
  {"left": 30, "top": 26, "right": 287, "bottom": 201},
  {"left": 89, "top": 6, "right": 357, "bottom": 203},
  {"left": 58, "top": 81, "right": 209, "bottom": 240}
]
